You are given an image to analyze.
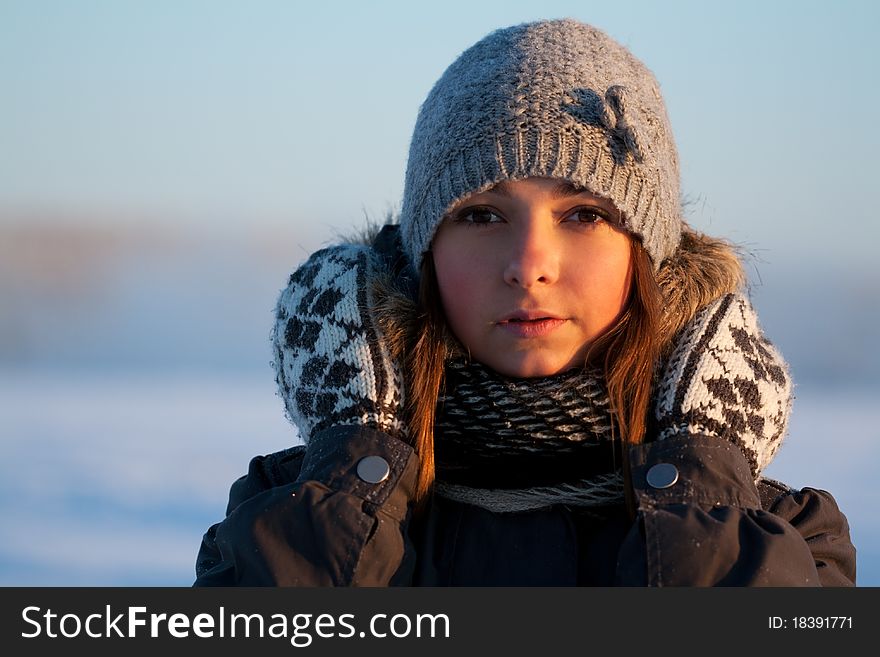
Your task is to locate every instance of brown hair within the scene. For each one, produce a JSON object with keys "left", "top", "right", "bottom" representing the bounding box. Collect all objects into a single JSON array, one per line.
[
  {"left": 582, "top": 238, "right": 663, "bottom": 516},
  {"left": 404, "top": 255, "right": 449, "bottom": 515}
]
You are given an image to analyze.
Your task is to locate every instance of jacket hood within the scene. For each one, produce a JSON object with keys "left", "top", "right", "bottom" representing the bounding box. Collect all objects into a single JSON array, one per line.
[{"left": 654, "top": 223, "right": 746, "bottom": 351}]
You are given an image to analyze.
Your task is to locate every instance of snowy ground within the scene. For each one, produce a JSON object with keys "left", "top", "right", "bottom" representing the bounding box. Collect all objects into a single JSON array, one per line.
[{"left": 0, "top": 371, "right": 876, "bottom": 586}]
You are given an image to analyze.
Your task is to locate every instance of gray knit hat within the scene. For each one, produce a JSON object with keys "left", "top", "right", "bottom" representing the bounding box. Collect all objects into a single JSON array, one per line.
[{"left": 399, "top": 19, "right": 682, "bottom": 269}]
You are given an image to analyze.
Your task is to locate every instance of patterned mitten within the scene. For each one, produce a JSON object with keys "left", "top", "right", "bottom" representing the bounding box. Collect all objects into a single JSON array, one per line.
[
  {"left": 271, "top": 244, "right": 406, "bottom": 444},
  {"left": 653, "top": 292, "right": 793, "bottom": 479}
]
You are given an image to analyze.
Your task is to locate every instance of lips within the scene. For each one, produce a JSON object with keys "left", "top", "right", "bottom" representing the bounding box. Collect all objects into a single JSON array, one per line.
[
  {"left": 496, "top": 311, "right": 565, "bottom": 338},
  {"left": 499, "top": 310, "right": 560, "bottom": 323}
]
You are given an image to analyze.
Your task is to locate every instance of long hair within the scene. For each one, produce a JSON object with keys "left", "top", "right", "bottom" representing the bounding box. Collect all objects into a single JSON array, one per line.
[
  {"left": 582, "top": 238, "right": 663, "bottom": 516},
  {"left": 404, "top": 255, "right": 449, "bottom": 515},
  {"left": 397, "top": 225, "right": 744, "bottom": 516}
]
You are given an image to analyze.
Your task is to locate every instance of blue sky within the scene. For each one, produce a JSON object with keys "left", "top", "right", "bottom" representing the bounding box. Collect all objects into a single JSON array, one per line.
[{"left": 2, "top": 0, "right": 878, "bottom": 268}]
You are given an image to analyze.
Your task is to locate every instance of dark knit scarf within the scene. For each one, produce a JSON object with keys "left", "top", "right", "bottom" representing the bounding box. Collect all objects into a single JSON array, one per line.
[{"left": 433, "top": 358, "right": 626, "bottom": 513}]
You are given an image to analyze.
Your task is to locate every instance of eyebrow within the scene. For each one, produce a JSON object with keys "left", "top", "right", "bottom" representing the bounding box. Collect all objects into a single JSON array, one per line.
[
  {"left": 490, "top": 180, "right": 589, "bottom": 199},
  {"left": 486, "top": 179, "right": 624, "bottom": 226}
]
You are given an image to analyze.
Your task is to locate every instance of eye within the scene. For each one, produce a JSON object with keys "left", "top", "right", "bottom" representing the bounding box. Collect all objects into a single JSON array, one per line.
[
  {"left": 563, "top": 206, "right": 612, "bottom": 225},
  {"left": 453, "top": 206, "right": 504, "bottom": 226}
]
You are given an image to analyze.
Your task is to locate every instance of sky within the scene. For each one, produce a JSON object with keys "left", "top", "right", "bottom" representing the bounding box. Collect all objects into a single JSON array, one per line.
[{"left": 2, "top": 0, "right": 878, "bottom": 269}]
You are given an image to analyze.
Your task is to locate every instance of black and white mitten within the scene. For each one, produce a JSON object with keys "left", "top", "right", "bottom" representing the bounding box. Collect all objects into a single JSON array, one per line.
[
  {"left": 271, "top": 244, "right": 405, "bottom": 444},
  {"left": 653, "top": 292, "right": 793, "bottom": 479}
]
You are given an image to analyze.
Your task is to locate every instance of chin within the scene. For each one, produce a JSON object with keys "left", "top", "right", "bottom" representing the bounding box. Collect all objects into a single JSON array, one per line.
[{"left": 485, "top": 355, "right": 572, "bottom": 379}]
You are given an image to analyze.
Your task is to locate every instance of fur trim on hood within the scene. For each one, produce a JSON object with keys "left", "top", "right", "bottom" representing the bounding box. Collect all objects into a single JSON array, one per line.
[{"left": 655, "top": 223, "right": 746, "bottom": 351}]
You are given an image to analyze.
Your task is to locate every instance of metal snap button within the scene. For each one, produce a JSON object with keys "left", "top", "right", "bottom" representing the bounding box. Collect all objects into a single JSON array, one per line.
[
  {"left": 356, "top": 456, "right": 390, "bottom": 484},
  {"left": 646, "top": 463, "right": 679, "bottom": 489}
]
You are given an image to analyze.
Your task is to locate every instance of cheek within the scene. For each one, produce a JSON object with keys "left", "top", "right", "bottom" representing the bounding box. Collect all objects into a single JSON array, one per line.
[
  {"left": 569, "top": 239, "right": 632, "bottom": 319},
  {"left": 599, "top": 251, "right": 631, "bottom": 302},
  {"left": 609, "top": 258, "right": 633, "bottom": 315},
  {"left": 431, "top": 244, "right": 490, "bottom": 342}
]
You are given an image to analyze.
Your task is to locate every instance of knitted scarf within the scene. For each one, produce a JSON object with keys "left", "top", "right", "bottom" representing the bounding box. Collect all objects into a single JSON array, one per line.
[
  {"left": 429, "top": 292, "right": 792, "bottom": 514},
  {"left": 432, "top": 359, "right": 626, "bottom": 513}
]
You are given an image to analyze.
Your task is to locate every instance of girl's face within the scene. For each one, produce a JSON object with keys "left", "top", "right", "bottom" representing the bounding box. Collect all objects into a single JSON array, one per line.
[{"left": 431, "top": 176, "right": 633, "bottom": 378}]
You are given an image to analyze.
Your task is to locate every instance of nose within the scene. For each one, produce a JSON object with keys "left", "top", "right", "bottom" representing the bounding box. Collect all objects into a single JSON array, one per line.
[{"left": 502, "top": 222, "right": 560, "bottom": 288}]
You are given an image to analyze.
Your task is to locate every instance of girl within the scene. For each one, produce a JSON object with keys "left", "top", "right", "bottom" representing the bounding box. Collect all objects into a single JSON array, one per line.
[{"left": 194, "top": 19, "right": 855, "bottom": 586}]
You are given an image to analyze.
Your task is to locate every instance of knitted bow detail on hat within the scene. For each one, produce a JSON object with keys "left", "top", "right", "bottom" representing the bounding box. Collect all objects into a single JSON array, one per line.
[
  {"left": 564, "top": 85, "right": 645, "bottom": 165},
  {"left": 599, "top": 85, "right": 645, "bottom": 164}
]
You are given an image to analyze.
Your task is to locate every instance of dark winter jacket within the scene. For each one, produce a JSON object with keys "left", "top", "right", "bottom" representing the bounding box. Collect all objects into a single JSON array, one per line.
[{"left": 193, "top": 425, "right": 856, "bottom": 586}]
